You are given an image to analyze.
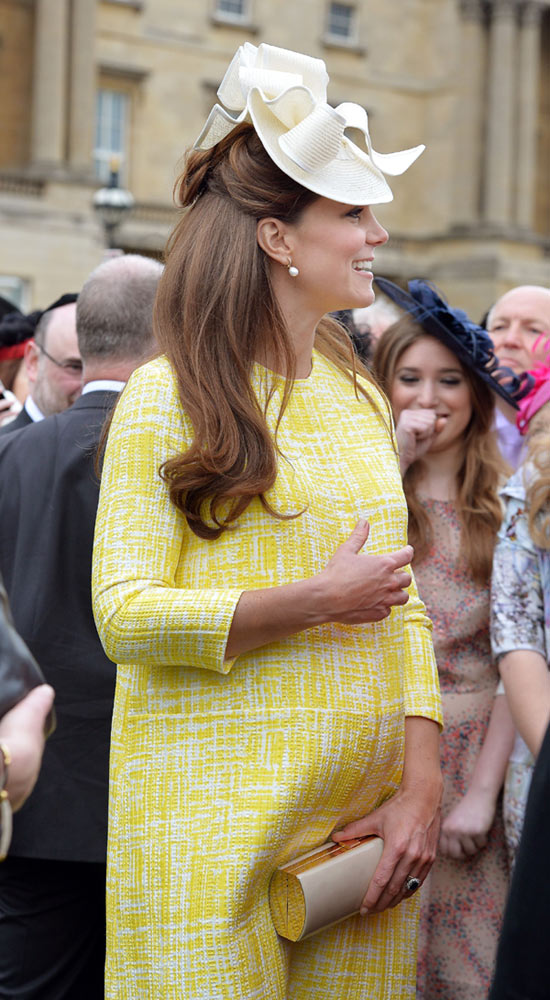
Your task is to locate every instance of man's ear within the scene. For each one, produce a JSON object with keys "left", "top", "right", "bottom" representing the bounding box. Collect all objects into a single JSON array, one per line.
[
  {"left": 256, "top": 217, "right": 293, "bottom": 266},
  {"left": 23, "top": 340, "right": 39, "bottom": 388}
]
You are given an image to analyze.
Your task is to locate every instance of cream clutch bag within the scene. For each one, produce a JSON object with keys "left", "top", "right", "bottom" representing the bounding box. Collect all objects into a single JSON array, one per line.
[{"left": 269, "top": 834, "right": 384, "bottom": 941}]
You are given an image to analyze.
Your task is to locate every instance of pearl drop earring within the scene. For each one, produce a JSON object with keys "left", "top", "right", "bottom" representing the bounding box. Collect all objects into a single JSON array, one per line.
[{"left": 286, "top": 258, "right": 299, "bottom": 278}]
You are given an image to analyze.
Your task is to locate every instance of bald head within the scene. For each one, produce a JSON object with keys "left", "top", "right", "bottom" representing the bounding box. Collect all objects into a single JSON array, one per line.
[
  {"left": 76, "top": 253, "right": 163, "bottom": 365},
  {"left": 487, "top": 285, "right": 550, "bottom": 374}
]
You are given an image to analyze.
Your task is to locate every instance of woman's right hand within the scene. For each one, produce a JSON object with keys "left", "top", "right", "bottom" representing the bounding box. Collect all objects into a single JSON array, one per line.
[
  {"left": 313, "top": 518, "right": 413, "bottom": 624},
  {"left": 395, "top": 409, "right": 442, "bottom": 475},
  {"left": 225, "top": 520, "right": 414, "bottom": 659}
]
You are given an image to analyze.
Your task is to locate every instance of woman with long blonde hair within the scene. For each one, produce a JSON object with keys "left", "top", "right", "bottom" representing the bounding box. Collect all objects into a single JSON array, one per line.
[
  {"left": 91, "top": 44, "right": 443, "bottom": 1000},
  {"left": 372, "top": 278, "right": 516, "bottom": 1000}
]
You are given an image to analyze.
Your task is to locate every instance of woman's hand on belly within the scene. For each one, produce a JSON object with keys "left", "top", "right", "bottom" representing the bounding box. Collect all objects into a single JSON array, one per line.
[
  {"left": 313, "top": 518, "right": 413, "bottom": 625},
  {"left": 332, "top": 717, "right": 442, "bottom": 914},
  {"left": 225, "top": 518, "right": 413, "bottom": 659}
]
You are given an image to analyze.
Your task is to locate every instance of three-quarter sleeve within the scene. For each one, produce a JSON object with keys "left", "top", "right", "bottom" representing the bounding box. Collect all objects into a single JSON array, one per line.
[
  {"left": 491, "top": 490, "right": 546, "bottom": 662},
  {"left": 92, "top": 360, "right": 244, "bottom": 675}
]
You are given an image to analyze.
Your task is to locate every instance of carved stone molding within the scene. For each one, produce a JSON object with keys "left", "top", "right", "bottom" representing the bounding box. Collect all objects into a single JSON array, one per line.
[
  {"left": 490, "top": 0, "right": 519, "bottom": 19},
  {"left": 519, "top": 1, "right": 544, "bottom": 26},
  {"left": 458, "top": 0, "right": 486, "bottom": 21}
]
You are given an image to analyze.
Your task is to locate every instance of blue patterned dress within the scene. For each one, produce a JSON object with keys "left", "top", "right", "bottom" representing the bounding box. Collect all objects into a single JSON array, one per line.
[{"left": 491, "top": 466, "right": 550, "bottom": 862}]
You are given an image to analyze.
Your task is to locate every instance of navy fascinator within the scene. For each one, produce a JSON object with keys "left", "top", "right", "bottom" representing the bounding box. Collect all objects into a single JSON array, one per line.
[{"left": 374, "top": 277, "right": 525, "bottom": 409}]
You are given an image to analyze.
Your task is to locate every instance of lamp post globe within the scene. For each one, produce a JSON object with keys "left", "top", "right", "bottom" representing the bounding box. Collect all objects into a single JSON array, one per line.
[{"left": 93, "top": 160, "right": 134, "bottom": 250}]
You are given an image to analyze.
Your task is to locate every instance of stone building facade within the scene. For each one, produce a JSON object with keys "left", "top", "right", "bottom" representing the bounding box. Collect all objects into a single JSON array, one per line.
[{"left": 0, "top": 0, "right": 550, "bottom": 318}]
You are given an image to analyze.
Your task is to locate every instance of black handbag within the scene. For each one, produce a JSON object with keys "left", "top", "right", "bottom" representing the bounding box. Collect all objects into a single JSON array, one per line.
[
  {"left": 0, "top": 576, "right": 55, "bottom": 859},
  {"left": 0, "top": 578, "right": 55, "bottom": 735}
]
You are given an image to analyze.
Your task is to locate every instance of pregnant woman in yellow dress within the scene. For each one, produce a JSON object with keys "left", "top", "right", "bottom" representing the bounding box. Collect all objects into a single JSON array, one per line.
[{"left": 92, "top": 43, "right": 442, "bottom": 1000}]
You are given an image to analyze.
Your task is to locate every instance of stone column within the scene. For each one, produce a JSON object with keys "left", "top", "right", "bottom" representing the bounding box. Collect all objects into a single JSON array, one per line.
[
  {"left": 483, "top": 0, "right": 518, "bottom": 226},
  {"left": 453, "top": 0, "right": 487, "bottom": 227},
  {"left": 515, "top": 1, "right": 543, "bottom": 228},
  {"left": 68, "top": 0, "right": 97, "bottom": 171},
  {"left": 30, "top": 0, "right": 70, "bottom": 167}
]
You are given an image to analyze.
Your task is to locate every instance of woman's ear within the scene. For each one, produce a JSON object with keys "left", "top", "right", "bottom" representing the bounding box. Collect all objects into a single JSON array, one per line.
[{"left": 256, "top": 217, "right": 292, "bottom": 266}]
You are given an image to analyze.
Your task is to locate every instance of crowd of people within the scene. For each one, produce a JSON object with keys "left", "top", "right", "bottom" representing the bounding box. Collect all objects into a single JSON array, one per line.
[{"left": 0, "top": 40, "right": 549, "bottom": 1000}]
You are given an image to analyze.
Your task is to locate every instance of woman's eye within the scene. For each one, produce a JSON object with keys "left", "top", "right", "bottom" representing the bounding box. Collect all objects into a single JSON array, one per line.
[
  {"left": 441, "top": 378, "right": 461, "bottom": 386},
  {"left": 398, "top": 375, "right": 418, "bottom": 384},
  {"left": 346, "top": 208, "right": 362, "bottom": 220}
]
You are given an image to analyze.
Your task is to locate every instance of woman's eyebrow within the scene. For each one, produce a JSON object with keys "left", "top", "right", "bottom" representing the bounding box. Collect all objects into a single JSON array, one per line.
[{"left": 396, "top": 365, "right": 463, "bottom": 374}]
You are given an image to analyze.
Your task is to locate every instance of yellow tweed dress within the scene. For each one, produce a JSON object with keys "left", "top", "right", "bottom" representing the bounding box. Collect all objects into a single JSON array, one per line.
[{"left": 92, "top": 350, "right": 441, "bottom": 1000}]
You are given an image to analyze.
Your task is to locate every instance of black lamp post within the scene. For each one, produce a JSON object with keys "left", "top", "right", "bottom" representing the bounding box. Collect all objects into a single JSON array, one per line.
[{"left": 92, "top": 159, "right": 134, "bottom": 250}]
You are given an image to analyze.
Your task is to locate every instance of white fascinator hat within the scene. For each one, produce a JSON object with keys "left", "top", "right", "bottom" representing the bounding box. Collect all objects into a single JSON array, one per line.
[{"left": 195, "top": 42, "right": 424, "bottom": 205}]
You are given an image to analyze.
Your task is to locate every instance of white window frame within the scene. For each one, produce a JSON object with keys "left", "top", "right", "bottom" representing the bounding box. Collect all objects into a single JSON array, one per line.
[
  {"left": 213, "top": 0, "right": 252, "bottom": 25},
  {"left": 325, "top": 2, "right": 358, "bottom": 46},
  {"left": 94, "top": 89, "right": 130, "bottom": 184}
]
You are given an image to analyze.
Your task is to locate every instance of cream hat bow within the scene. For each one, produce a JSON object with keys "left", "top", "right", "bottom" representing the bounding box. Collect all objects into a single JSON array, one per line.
[{"left": 195, "top": 43, "right": 424, "bottom": 205}]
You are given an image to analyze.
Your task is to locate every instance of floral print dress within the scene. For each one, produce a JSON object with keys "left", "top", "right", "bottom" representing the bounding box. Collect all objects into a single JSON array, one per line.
[{"left": 415, "top": 499, "right": 509, "bottom": 1000}]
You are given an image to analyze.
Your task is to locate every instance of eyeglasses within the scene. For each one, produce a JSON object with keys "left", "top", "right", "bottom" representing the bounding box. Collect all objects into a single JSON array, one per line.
[{"left": 36, "top": 343, "right": 83, "bottom": 376}]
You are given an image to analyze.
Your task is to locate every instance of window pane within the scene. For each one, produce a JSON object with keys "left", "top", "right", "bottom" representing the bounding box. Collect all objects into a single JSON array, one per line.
[
  {"left": 328, "top": 2, "right": 354, "bottom": 38},
  {"left": 0, "top": 276, "right": 27, "bottom": 311},
  {"left": 217, "top": 0, "right": 246, "bottom": 16},
  {"left": 94, "top": 89, "right": 129, "bottom": 183}
]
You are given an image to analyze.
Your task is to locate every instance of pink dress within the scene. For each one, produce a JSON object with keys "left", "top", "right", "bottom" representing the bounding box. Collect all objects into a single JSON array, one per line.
[{"left": 414, "top": 499, "right": 509, "bottom": 1000}]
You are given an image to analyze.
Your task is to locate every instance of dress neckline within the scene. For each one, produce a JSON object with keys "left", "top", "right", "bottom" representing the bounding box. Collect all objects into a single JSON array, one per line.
[{"left": 419, "top": 495, "right": 457, "bottom": 509}]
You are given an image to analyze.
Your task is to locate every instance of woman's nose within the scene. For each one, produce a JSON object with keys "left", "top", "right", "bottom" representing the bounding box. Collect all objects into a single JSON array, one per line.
[
  {"left": 417, "top": 382, "right": 437, "bottom": 407},
  {"left": 365, "top": 209, "right": 388, "bottom": 247}
]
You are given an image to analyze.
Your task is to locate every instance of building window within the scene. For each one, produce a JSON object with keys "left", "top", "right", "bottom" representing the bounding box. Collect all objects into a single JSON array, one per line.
[
  {"left": 326, "top": 2, "right": 357, "bottom": 43},
  {"left": 94, "top": 89, "right": 130, "bottom": 183},
  {"left": 0, "top": 276, "right": 28, "bottom": 311},
  {"left": 214, "top": 0, "right": 250, "bottom": 23}
]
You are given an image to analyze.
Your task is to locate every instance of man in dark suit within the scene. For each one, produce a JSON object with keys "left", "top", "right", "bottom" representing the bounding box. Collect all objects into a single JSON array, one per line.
[
  {"left": 0, "top": 294, "right": 81, "bottom": 435},
  {"left": 0, "top": 253, "right": 163, "bottom": 999}
]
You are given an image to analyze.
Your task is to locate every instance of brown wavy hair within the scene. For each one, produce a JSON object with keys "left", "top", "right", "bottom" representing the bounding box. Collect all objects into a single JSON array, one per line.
[
  {"left": 372, "top": 316, "right": 508, "bottom": 583},
  {"left": 524, "top": 406, "right": 550, "bottom": 547},
  {"left": 155, "top": 123, "right": 389, "bottom": 539}
]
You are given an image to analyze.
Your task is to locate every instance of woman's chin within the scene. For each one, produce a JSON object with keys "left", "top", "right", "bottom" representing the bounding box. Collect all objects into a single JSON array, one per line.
[{"left": 334, "top": 288, "right": 375, "bottom": 313}]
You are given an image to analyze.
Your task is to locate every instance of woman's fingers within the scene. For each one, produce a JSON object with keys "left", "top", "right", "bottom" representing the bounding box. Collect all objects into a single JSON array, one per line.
[
  {"left": 334, "top": 802, "right": 437, "bottom": 915},
  {"left": 0, "top": 393, "right": 21, "bottom": 426},
  {"left": 360, "top": 844, "right": 426, "bottom": 913},
  {"left": 343, "top": 517, "right": 371, "bottom": 555},
  {"left": 331, "top": 820, "right": 414, "bottom": 913},
  {"left": 440, "top": 831, "right": 482, "bottom": 859},
  {"left": 440, "top": 832, "right": 464, "bottom": 859},
  {"left": 387, "top": 545, "right": 414, "bottom": 570},
  {"left": 319, "top": 524, "right": 414, "bottom": 624},
  {"left": 461, "top": 835, "right": 481, "bottom": 856},
  {"left": 392, "top": 570, "right": 412, "bottom": 590},
  {"left": 361, "top": 851, "right": 405, "bottom": 912}
]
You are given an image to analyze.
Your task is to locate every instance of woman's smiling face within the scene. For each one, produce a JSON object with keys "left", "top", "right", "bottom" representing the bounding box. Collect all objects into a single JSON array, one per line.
[
  {"left": 284, "top": 197, "right": 389, "bottom": 315},
  {"left": 391, "top": 335, "right": 473, "bottom": 454}
]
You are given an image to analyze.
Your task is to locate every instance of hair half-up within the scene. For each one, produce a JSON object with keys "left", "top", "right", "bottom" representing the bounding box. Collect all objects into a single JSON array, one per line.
[{"left": 155, "top": 124, "right": 388, "bottom": 539}]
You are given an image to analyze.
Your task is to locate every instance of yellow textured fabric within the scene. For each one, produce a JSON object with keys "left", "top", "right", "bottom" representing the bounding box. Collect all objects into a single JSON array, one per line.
[{"left": 92, "top": 350, "right": 442, "bottom": 1000}]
